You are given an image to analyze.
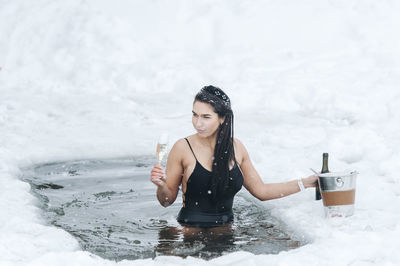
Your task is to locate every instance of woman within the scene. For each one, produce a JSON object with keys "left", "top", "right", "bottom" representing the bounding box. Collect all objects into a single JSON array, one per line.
[{"left": 150, "top": 85, "right": 317, "bottom": 228}]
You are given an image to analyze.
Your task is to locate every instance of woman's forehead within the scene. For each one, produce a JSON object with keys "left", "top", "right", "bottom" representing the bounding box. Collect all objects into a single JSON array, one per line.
[{"left": 193, "top": 101, "right": 216, "bottom": 114}]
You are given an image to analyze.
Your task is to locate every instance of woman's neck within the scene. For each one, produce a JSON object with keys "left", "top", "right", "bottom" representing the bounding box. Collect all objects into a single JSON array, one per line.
[{"left": 195, "top": 133, "right": 217, "bottom": 150}]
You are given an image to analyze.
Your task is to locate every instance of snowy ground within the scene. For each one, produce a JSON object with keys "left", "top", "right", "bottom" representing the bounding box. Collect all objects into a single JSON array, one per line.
[{"left": 1, "top": 0, "right": 400, "bottom": 265}]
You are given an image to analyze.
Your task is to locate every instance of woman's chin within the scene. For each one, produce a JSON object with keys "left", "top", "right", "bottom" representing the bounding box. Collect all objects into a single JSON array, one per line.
[{"left": 197, "top": 132, "right": 211, "bottom": 138}]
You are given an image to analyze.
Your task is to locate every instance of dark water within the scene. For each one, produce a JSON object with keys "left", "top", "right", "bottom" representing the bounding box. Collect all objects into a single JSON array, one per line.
[{"left": 21, "top": 157, "right": 307, "bottom": 261}]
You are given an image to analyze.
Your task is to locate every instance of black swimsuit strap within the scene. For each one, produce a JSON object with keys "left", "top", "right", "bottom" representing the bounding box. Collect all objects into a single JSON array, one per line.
[{"left": 184, "top": 138, "right": 198, "bottom": 161}]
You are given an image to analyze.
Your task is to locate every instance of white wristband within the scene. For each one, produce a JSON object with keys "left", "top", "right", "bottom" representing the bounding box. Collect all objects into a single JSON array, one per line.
[{"left": 298, "top": 179, "right": 305, "bottom": 191}]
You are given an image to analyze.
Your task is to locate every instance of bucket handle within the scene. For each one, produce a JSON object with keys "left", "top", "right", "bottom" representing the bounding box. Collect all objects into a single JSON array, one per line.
[{"left": 336, "top": 177, "right": 344, "bottom": 187}]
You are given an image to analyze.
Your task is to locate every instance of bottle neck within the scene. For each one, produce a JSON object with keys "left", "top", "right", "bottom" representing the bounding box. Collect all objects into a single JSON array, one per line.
[{"left": 321, "top": 157, "right": 329, "bottom": 173}]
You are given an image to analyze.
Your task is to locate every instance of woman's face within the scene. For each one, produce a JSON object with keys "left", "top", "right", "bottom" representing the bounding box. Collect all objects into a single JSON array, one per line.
[{"left": 192, "top": 101, "right": 224, "bottom": 138}]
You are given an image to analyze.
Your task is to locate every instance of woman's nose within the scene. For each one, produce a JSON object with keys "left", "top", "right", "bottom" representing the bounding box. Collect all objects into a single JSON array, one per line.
[{"left": 195, "top": 118, "right": 203, "bottom": 127}]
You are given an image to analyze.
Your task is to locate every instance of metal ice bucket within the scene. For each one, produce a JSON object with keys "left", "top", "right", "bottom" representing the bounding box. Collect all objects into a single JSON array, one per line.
[{"left": 317, "top": 171, "right": 358, "bottom": 218}]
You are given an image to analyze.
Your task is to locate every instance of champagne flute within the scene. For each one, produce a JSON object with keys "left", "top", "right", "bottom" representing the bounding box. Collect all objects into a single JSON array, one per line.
[
  {"left": 154, "top": 133, "right": 169, "bottom": 182},
  {"left": 156, "top": 133, "right": 169, "bottom": 164}
]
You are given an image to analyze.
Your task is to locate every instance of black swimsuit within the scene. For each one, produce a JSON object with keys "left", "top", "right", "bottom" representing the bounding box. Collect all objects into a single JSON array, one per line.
[{"left": 177, "top": 138, "right": 244, "bottom": 227}]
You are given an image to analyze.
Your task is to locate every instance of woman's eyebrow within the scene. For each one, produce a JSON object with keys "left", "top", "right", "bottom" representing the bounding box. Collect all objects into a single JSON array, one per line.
[{"left": 192, "top": 111, "right": 212, "bottom": 116}]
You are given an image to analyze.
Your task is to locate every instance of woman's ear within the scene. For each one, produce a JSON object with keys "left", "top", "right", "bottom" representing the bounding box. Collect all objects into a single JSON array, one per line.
[{"left": 219, "top": 116, "right": 225, "bottom": 125}]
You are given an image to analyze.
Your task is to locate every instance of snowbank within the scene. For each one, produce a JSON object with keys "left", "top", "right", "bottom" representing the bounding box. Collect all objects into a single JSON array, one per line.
[{"left": 1, "top": 0, "right": 399, "bottom": 265}]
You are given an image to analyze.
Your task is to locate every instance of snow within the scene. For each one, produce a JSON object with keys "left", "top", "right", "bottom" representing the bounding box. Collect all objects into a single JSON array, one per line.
[{"left": 1, "top": 0, "right": 400, "bottom": 265}]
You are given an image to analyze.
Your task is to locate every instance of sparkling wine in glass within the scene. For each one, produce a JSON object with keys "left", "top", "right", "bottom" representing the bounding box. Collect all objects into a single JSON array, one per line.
[
  {"left": 156, "top": 133, "right": 169, "bottom": 165},
  {"left": 154, "top": 133, "right": 168, "bottom": 182}
]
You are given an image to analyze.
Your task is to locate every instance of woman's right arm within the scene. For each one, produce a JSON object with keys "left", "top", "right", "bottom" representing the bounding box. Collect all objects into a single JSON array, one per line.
[
  {"left": 150, "top": 139, "right": 185, "bottom": 207},
  {"left": 235, "top": 138, "right": 317, "bottom": 201}
]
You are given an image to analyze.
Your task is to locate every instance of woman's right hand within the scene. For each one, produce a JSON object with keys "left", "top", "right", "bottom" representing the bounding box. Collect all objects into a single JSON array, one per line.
[{"left": 150, "top": 164, "right": 166, "bottom": 187}]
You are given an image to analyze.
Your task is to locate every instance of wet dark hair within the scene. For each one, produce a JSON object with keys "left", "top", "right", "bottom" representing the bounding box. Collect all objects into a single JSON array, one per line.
[{"left": 194, "top": 85, "right": 236, "bottom": 201}]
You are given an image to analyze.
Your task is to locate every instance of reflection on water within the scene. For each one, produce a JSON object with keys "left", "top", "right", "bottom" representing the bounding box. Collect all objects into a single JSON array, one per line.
[
  {"left": 21, "top": 157, "right": 307, "bottom": 260},
  {"left": 156, "top": 225, "right": 235, "bottom": 258}
]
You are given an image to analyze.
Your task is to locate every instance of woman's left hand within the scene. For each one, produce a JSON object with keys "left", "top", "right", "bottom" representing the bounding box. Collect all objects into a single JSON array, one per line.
[{"left": 302, "top": 174, "right": 318, "bottom": 188}]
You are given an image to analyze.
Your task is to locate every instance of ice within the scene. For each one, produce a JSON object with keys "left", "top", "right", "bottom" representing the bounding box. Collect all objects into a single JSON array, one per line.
[{"left": 1, "top": 0, "right": 400, "bottom": 265}]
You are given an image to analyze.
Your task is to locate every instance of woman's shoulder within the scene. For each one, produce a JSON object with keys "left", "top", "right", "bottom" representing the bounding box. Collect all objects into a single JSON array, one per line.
[
  {"left": 171, "top": 136, "right": 193, "bottom": 151},
  {"left": 233, "top": 137, "right": 249, "bottom": 163},
  {"left": 233, "top": 137, "right": 246, "bottom": 150},
  {"left": 167, "top": 138, "right": 191, "bottom": 163}
]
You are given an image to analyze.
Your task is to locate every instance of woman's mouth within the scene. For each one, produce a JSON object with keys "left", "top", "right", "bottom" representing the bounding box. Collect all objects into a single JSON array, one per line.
[{"left": 197, "top": 129, "right": 206, "bottom": 134}]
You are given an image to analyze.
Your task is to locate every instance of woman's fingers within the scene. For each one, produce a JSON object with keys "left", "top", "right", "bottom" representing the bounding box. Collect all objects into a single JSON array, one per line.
[
  {"left": 151, "top": 168, "right": 164, "bottom": 177},
  {"left": 151, "top": 175, "right": 166, "bottom": 187},
  {"left": 151, "top": 178, "right": 165, "bottom": 186},
  {"left": 150, "top": 164, "right": 166, "bottom": 186},
  {"left": 151, "top": 164, "right": 163, "bottom": 174},
  {"left": 150, "top": 171, "right": 164, "bottom": 180},
  {"left": 303, "top": 174, "right": 318, "bottom": 188}
]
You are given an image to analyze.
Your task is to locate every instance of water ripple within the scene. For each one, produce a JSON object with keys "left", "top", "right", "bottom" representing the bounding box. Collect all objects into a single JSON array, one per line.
[{"left": 22, "top": 157, "right": 306, "bottom": 260}]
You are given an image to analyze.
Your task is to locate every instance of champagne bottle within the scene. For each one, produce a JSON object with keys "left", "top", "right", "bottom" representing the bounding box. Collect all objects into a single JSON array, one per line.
[{"left": 316, "top": 153, "right": 329, "bottom": 200}]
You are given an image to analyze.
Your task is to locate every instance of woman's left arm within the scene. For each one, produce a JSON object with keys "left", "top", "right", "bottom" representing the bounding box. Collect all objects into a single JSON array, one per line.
[{"left": 235, "top": 139, "right": 317, "bottom": 201}]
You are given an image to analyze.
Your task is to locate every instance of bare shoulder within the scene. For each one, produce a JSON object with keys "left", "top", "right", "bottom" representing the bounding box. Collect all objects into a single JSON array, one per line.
[
  {"left": 168, "top": 137, "right": 193, "bottom": 170},
  {"left": 233, "top": 137, "right": 249, "bottom": 164},
  {"left": 233, "top": 137, "right": 247, "bottom": 151},
  {"left": 170, "top": 138, "right": 188, "bottom": 153}
]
